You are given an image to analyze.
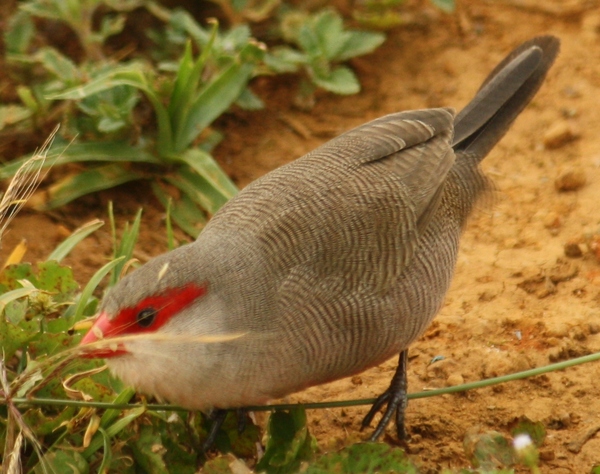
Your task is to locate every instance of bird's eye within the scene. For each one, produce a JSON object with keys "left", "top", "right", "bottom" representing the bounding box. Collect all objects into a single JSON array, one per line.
[{"left": 136, "top": 308, "right": 157, "bottom": 328}]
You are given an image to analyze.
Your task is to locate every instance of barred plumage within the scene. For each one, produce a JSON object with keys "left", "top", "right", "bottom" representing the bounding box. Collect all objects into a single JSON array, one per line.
[{"left": 81, "top": 36, "right": 560, "bottom": 441}]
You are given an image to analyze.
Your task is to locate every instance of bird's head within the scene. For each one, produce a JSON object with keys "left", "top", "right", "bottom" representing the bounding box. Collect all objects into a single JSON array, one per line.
[
  {"left": 79, "top": 246, "right": 211, "bottom": 360},
  {"left": 79, "top": 282, "right": 207, "bottom": 358}
]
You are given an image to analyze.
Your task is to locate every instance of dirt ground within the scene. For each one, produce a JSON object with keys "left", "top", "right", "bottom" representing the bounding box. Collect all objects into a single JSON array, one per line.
[{"left": 3, "top": 0, "right": 600, "bottom": 472}]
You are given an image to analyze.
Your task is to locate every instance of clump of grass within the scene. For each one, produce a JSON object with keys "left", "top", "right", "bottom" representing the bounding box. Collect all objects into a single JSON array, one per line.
[{"left": 0, "top": 0, "right": 393, "bottom": 237}]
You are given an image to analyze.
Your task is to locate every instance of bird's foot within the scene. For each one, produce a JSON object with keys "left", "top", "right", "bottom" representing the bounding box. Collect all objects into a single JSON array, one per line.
[
  {"left": 201, "top": 407, "right": 247, "bottom": 452},
  {"left": 360, "top": 349, "right": 409, "bottom": 441}
]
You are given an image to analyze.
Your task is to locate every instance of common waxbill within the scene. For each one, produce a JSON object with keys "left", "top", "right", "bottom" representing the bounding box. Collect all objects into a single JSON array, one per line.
[{"left": 80, "top": 36, "right": 560, "bottom": 442}]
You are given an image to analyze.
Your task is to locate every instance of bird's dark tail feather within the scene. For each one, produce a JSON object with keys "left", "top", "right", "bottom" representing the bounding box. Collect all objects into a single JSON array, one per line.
[{"left": 453, "top": 36, "right": 560, "bottom": 160}]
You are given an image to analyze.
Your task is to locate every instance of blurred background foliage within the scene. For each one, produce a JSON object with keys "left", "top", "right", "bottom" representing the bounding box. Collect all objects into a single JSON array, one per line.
[{"left": 0, "top": 1, "right": 476, "bottom": 473}]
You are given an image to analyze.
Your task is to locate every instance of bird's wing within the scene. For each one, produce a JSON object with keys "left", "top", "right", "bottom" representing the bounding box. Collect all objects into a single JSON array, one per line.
[{"left": 209, "top": 108, "right": 457, "bottom": 294}]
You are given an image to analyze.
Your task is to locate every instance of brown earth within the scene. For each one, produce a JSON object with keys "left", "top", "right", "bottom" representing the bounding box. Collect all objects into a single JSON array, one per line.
[{"left": 2, "top": 0, "right": 600, "bottom": 472}]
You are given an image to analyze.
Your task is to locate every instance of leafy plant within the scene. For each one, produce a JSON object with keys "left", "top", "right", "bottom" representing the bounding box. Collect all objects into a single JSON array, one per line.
[
  {"left": 0, "top": 205, "right": 263, "bottom": 472},
  {"left": 255, "top": 407, "right": 316, "bottom": 473},
  {"left": 2, "top": 0, "right": 265, "bottom": 237},
  {"left": 265, "top": 8, "right": 385, "bottom": 102},
  {"left": 352, "top": 0, "right": 455, "bottom": 29},
  {"left": 0, "top": 1, "right": 394, "bottom": 236}
]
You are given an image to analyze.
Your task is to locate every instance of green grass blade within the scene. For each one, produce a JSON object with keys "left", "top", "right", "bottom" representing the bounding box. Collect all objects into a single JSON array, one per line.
[
  {"left": 110, "top": 208, "right": 142, "bottom": 285},
  {"left": 167, "top": 41, "right": 194, "bottom": 122},
  {"left": 0, "top": 140, "right": 160, "bottom": 180},
  {"left": 173, "top": 42, "right": 264, "bottom": 152},
  {"left": 0, "top": 287, "right": 38, "bottom": 315},
  {"left": 72, "top": 256, "right": 125, "bottom": 322},
  {"left": 95, "top": 427, "right": 113, "bottom": 474},
  {"left": 152, "top": 183, "right": 206, "bottom": 238},
  {"left": 47, "top": 219, "right": 104, "bottom": 263},
  {"left": 173, "top": 61, "right": 253, "bottom": 152},
  {"left": 169, "top": 23, "right": 219, "bottom": 135},
  {"left": 46, "top": 65, "right": 150, "bottom": 100},
  {"left": 164, "top": 197, "right": 175, "bottom": 250},
  {"left": 82, "top": 405, "right": 146, "bottom": 459},
  {"left": 177, "top": 148, "right": 238, "bottom": 199},
  {"left": 40, "top": 164, "right": 143, "bottom": 209},
  {"left": 45, "top": 66, "right": 174, "bottom": 156},
  {"left": 166, "top": 165, "right": 230, "bottom": 216},
  {"left": 100, "top": 387, "right": 137, "bottom": 429}
]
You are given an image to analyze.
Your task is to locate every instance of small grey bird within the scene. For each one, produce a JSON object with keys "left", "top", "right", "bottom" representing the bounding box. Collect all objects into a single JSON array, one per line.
[{"left": 80, "top": 36, "right": 560, "bottom": 444}]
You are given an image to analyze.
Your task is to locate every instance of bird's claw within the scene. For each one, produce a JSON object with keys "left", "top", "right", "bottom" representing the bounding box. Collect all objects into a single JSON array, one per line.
[
  {"left": 361, "top": 349, "right": 409, "bottom": 441},
  {"left": 201, "top": 408, "right": 248, "bottom": 452}
]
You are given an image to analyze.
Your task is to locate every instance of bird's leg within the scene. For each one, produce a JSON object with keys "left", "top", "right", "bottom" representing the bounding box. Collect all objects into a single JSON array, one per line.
[
  {"left": 201, "top": 408, "right": 248, "bottom": 452},
  {"left": 202, "top": 408, "right": 228, "bottom": 452},
  {"left": 235, "top": 408, "right": 248, "bottom": 433},
  {"left": 361, "top": 349, "right": 409, "bottom": 441}
]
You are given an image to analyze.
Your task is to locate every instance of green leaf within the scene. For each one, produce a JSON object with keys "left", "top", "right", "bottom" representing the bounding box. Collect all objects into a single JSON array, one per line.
[
  {"left": 165, "top": 166, "right": 228, "bottom": 217},
  {"left": 5, "top": 10, "right": 34, "bottom": 54},
  {"left": 306, "top": 442, "right": 418, "bottom": 473},
  {"left": 0, "top": 293, "right": 39, "bottom": 359},
  {"left": 207, "top": 411, "right": 260, "bottom": 458},
  {"left": 45, "top": 64, "right": 175, "bottom": 154},
  {"left": 33, "top": 47, "right": 81, "bottom": 84},
  {"left": 167, "top": 41, "right": 196, "bottom": 126},
  {"left": 96, "top": 427, "right": 113, "bottom": 474},
  {"left": 83, "top": 406, "right": 146, "bottom": 459},
  {"left": 77, "top": 84, "right": 140, "bottom": 133},
  {"left": 152, "top": 183, "right": 207, "bottom": 238},
  {"left": 178, "top": 148, "right": 238, "bottom": 200},
  {"left": 40, "top": 163, "right": 144, "bottom": 209},
  {"left": 100, "top": 387, "right": 137, "bottom": 429},
  {"left": 0, "top": 287, "right": 38, "bottom": 315},
  {"left": 72, "top": 256, "right": 125, "bottom": 321},
  {"left": 168, "top": 24, "right": 219, "bottom": 133},
  {"left": 256, "top": 407, "right": 316, "bottom": 473},
  {"left": 110, "top": 208, "right": 142, "bottom": 285},
  {"left": 45, "top": 63, "right": 150, "bottom": 100},
  {"left": 0, "top": 140, "right": 160, "bottom": 181},
  {"left": 263, "top": 47, "right": 305, "bottom": 74},
  {"left": 36, "top": 261, "right": 79, "bottom": 296},
  {"left": 463, "top": 430, "right": 516, "bottom": 470},
  {"left": 430, "top": 0, "right": 455, "bottom": 13},
  {"left": 24, "top": 405, "right": 77, "bottom": 436},
  {"left": 0, "top": 104, "right": 32, "bottom": 130},
  {"left": 0, "top": 263, "right": 35, "bottom": 292},
  {"left": 98, "top": 13, "right": 127, "bottom": 41},
  {"left": 311, "top": 65, "right": 360, "bottom": 95},
  {"left": 34, "top": 446, "right": 89, "bottom": 474},
  {"left": 313, "top": 10, "right": 349, "bottom": 60},
  {"left": 21, "top": 1, "right": 67, "bottom": 22},
  {"left": 296, "top": 22, "right": 321, "bottom": 58},
  {"left": 169, "top": 9, "right": 211, "bottom": 47},
  {"left": 336, "top": 31, "right": 386, "bottom": 62},
  {"left": 173, "top": 42, "right": 264, "bottom": 152},
  {"left": 235, "top": 87, "right": 264, "bottom": 110},
  {"left": 130, "top": 425, "right": 170, "bottom": 474},
  {"left": 47, "top": 219, "right": 104, "bottom": 262}
]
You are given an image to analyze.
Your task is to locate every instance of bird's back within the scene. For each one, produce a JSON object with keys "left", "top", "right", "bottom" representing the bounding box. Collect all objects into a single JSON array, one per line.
[{"left": 193, "top": 37, "right": 560, "bottom": 401}]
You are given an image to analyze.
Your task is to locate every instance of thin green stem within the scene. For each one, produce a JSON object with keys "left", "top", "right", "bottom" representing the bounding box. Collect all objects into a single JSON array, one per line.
[{"left": 5, "top": 351, "right": 600, "bottom": 412}]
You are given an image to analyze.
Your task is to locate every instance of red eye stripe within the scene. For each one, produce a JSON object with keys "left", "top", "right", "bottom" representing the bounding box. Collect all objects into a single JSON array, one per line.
[{"left": 108, "top": 283, "right": 207, "bottom": 336}]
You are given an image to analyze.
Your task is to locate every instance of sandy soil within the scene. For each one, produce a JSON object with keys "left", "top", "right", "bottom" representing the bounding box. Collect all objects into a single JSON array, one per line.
[{"left": 2, "top": 0, "right": 600, "bottom": 472}]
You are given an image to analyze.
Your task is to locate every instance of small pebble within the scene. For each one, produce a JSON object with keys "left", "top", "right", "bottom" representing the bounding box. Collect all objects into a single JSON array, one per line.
[
  {"left": 543, "top": 212, "right": 562, "bottom": 232},
  {"left": 564, "top": 241, "right": 583, "bottom": 258},
  {"left": 543, "top": 121, "right": 580, "bottom": 149},
  {"left": 554, "top": 168, "right": 586, "bottom": 192},
  {"left": 446, "top": 373, "right": 464, "bottom": 387}
]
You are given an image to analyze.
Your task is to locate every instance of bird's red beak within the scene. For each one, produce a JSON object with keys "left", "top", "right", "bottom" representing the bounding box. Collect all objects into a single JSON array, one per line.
[{"left": 79, "top": 312, "right": 128, "bottom": 359}]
